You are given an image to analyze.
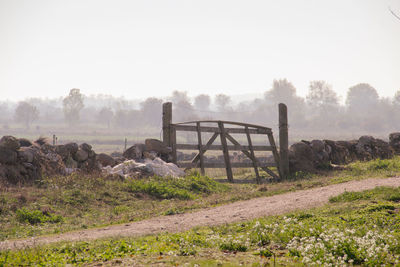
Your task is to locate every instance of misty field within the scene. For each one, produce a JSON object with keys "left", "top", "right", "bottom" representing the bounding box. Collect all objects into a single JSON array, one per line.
[{"left": 2, "top": 81, "right": 400, "bottom": 157}]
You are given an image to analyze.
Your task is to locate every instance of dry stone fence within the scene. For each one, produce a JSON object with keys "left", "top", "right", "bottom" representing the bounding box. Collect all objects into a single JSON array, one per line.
[
  {"left": 2, "top": 102, "right": 400, "bottom": 184},
  {"left": 0, "top": 135, "right": 182, "bottom": 184},
  {"left": 289, "top": 135, "right": 398, "bottom": 173}
]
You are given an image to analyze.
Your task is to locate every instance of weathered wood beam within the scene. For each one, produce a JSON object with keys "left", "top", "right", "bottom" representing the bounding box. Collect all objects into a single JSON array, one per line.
[{"left": 176, "top": 144, "right": 273, "bottom": 151}]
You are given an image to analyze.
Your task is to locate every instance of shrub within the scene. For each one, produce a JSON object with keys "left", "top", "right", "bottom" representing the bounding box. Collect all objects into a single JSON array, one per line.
[
  {"left": 385, "top": 192, "right": 400, "bottom": 202},
  {"left": 220, "top": 241, "right": 247, "bottom": 252},
  {"left": 126, "top": 174, "right": 226, "bottom": 200},
  {"left": 258, "top": 248, "right": 273, "bottom": 257},
  {"left": 329, "top": 191, "right": 372, "bottom": 202},
  {"left": 16, "top": 208, "right": 63, "bottom": 225}
]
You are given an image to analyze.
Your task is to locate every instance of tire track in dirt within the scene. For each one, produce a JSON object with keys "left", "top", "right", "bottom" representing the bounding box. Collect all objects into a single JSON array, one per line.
[{"left": 1, "top": 177, "right": 400, "bottom": 250}]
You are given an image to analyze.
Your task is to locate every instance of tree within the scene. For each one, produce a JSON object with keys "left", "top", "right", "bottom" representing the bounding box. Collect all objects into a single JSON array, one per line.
[
  {"left": 114, "top": 109, "right": 130, "bottom": 128},
  {"left": 169, "top": 90, "right": 196, "bottom": 121},
  {"left": 391, "top": 89, "right": 400, "bottom": 128},
  {"left": 305, "top": 81, "right": 340, "bottom": 129},
  {"left": 264, "top": 79, "right": 306, "bottom": 127},
  {"left": 63, "top": 88, "right": 84, "bottom": 125},
  {"left": 194, "top": 94, "right": 211, "bottom": 110},
  {"left": 306, "top": 81, "right": 339, "bottom": 108},
  {"left": 345, "top": 83, "right": 381, "bottom": 131},
  {"left": 215, "top": 94, "right": 231, "bottom": 112},
  {"left": 140, "top": 97, "right": 163, "bottom": 127},
  {"left": 265, "top": 79, "right": 297, "bottom": 105},
  {"left": 346, "top": 83, "right": 379, "bottom": 113},
  {"left": 0, "top": 102, "right": 11, "bottom": 123},
  {"left": 14, "top": 101, "right": 39, "bottom": 129},
  {"left": 393, "top": 89, "right": 400, "bottom": 106},
  {"left": 97, "top": 107, "right": 114, "bottom": 129}
]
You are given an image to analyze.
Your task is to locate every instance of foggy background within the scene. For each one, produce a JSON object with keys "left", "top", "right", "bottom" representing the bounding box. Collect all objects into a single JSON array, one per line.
[
  {"left": 1, "top": 0, "right": 400, "bottom": 101},
  {"left": 1, "top": 0, "right": 400, "bottom": 152},
  {"left": 1, "top": 80, "right": 400, "bottom": 153}
]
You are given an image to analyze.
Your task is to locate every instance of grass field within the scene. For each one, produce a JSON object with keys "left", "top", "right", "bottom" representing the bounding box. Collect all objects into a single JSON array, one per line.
[
  {"left": 1, "top": 157, "right": 400, "bottom": 265},
  {"left": 1, "top": 157, "right": 400, "bottom": 242},
  {"left": 1, "top": 185, "right": 400, "bottom": 266}
]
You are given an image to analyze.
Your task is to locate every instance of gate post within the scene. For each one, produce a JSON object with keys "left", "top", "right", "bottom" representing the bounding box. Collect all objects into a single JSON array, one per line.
[
  {"left": 279, "top": 103, "right": 289, "bottom": 179},
  {"left": 162, "top": 102, "right": 172, "bottom": 147}
]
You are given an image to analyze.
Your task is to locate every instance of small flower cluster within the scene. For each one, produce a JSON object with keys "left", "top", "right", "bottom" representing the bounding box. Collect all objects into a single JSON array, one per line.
[
  {"left": 161, "top": 215, "right": 400, "bottom": 265},
  {"left": 207, "top": 233, "right": 251, "bottom": 252},
  {"left": 287, "top": 228, "right": 398, "bottom": 266}
]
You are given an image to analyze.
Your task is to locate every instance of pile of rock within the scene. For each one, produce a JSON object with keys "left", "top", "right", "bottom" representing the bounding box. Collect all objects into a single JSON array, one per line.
[
  {"left": 0, "top": 136, "right": 64, "bottom": 184},
  {"left": 103, "top": 158, "right": 185, "bottom": 179},
  {"left": 122, "top": 139, "right": 172, "bottom": 162},
  {"left": 289, "top": 135, "right": 395, "bottom": 173},
  {"left": 389, "top": 133, "right": 400, "bottom": 154},
  {"left": 55, "top": 142, "right": 98, "bottom": 173},
  {"left": 102, "top": 138, "right": 184, "bottom": 178},
  {"left": 0, "top": 136, "right": 101, "bottom": 184}
]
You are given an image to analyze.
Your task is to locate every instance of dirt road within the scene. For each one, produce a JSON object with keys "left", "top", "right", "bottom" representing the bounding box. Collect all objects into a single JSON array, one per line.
[{"left": 1, "top": 177, "right": 400, "bottom": 250}]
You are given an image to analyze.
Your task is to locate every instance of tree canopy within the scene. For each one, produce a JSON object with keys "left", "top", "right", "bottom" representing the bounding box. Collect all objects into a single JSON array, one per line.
[{"left": 63, "top": 88, "right": 84, "bottom": 125}]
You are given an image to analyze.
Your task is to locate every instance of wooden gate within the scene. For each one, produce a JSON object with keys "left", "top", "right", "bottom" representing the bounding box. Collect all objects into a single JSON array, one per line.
[{"left": 162, "top": 102, "right": 289, "bottom": 183}]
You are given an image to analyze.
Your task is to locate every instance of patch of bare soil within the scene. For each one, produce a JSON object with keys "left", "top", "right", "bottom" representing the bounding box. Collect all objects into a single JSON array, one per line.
[{"left": 1, "top": 177, "right": 400, "bottom": 250}]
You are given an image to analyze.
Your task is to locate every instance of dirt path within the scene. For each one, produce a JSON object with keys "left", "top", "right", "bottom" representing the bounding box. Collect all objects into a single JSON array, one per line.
[{"left": 1, "top": 177, "right": 400, "bottom": 250}]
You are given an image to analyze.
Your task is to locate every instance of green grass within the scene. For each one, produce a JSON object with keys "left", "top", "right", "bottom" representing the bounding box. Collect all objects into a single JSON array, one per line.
[
  {"left": 126, "top": 175, "right": 225, "bottom": 200},
  {"left": 323, "top": 156, "right": 400, "bottom": 185},
  {"left": 2, "top": 156, "right": 400, "bottom": 243},
  {"left": 329, "top": 186, "right": 400, "bottom": 203},
  {"left": 15, "top": 208, "right": 63, "bottom": 225},
  {"left": 0, "top": 173, "right": 230, "bottom": 241},
  {"left": 1, "top": 186, "right": 400, "bottom": 266}
]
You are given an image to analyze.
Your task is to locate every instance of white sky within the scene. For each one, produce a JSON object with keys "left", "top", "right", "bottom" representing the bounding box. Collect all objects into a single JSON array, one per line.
[{"left": 1, "top": 0, "right": 400, "bottom": 102}]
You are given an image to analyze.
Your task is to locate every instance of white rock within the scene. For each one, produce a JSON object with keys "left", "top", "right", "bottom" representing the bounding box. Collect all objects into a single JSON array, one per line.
[{"left": 103, "top": 157, "right": 184, "bottom": 178}]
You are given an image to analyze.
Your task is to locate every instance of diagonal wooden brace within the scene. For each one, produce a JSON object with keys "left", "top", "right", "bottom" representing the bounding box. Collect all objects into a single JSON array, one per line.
[
  {"left": 225, "top": 133, "right": 279, "bottom": 180},
  {"left": 191, "top": 132, "right": 219, "bottom": 164}
]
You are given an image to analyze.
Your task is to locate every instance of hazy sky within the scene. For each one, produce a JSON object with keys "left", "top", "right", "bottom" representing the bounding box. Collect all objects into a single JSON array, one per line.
[{"left": 1, "top": 0, "right": 400, "bottom": 101}]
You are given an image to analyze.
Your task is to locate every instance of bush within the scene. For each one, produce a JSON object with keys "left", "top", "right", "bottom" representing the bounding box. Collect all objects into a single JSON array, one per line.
[
  {"left": 126, "top": 174, "right": 226, "bottom": 200},
  {"left": 329, "top": 191, "right": 372, "bottom": 202},
  {"left": 220, "top": 241, "right": 248, "bottom": 252},
  {"left": 16, "top": 208, "right": 63, "bottom": 225}
]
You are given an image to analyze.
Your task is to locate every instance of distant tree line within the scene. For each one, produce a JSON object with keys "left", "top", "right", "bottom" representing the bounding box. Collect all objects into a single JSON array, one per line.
[{"left": 1, "top": 80, "right": 400, "bottom": 136}]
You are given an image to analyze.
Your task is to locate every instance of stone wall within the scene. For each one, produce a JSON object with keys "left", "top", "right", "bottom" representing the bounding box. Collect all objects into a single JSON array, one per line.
[
  {"left": 0, "top": 136, "right": 99, "bottom": 184},
  {"left": 0, "top": 137, "right": 177, "bottom": 184},
  {"left": 289, "top": 133, "right": 400, "bottom": 173}
]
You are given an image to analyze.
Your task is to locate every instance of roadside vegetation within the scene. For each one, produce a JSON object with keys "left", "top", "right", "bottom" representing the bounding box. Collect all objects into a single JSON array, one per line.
[
  {"left": 1, "top": 156, "right": 400, "bottom": 243},
  {"left": 1, "top": 186, "right": 400, "bottom": 266}
]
